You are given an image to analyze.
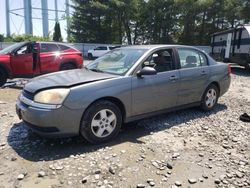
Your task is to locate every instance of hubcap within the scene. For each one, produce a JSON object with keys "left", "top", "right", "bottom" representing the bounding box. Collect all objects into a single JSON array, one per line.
[
  {"left": 205, "top": 88, "right": 217, "bottom": 108},
  {"left": 91, "top": 109, "right": 117, "bottom": 138}
]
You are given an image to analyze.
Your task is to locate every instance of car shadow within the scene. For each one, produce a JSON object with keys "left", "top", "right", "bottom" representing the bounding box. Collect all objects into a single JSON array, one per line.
[
  {"left": 7, "top": 103, "right": 227, "bottom": 162},
  {"left": 231, "top": 65, "right": 250, "bottom": 77}
]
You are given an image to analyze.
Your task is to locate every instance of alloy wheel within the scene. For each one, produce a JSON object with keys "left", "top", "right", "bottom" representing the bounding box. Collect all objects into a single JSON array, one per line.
[
  {"left": 205, "top": 88, "right": 217, "bottom": 108},
  {"left": 90, "top": 109, "right": 117, "bottom": 138}
]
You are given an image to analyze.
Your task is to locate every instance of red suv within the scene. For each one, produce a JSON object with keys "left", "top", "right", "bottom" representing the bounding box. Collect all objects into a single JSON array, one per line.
[{"left": 0, "top": 42, "right": 83, "bottom": 86}]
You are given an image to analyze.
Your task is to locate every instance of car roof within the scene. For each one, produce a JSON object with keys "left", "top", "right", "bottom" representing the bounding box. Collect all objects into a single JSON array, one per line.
[{"left": 120, "top": 45, "right": 202, "bottom": 51}]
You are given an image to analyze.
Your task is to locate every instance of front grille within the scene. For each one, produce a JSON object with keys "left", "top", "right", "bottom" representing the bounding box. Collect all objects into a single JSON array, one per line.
[{"left": 22, "top": 90, "right": 34, "bottom": 100}]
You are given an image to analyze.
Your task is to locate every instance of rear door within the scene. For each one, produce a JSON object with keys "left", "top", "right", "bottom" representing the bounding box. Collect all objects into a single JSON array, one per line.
[
  {"left": 10, "top": 43, "right": 34, "bottom": 76},
  {"left": 131, "top": 48, "right": 180, "bottom": 116},
  {"left": 39, "top": 43, "right": 61, "bottom": 73},
  {"left": 176, "top": 48, "right": 210, "bottom": 105}
]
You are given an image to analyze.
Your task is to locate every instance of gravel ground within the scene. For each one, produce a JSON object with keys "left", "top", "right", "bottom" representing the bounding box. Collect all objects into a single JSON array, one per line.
[{"left": 0, "top": 65, "right": 249, "bottom": 188}]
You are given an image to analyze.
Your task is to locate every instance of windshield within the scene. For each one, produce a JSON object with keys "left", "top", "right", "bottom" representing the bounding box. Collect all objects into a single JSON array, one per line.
[
  {"left": 86, "top": 48, "right": 146, "bottom": 75},
  {"left": 0, "top": 42, "right": 27, "bottom": 55}
]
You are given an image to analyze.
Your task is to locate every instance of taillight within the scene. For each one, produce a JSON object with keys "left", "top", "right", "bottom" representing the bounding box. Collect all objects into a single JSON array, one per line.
[{"left": 228, "top": 64, "right": 231, "bottom": 75}]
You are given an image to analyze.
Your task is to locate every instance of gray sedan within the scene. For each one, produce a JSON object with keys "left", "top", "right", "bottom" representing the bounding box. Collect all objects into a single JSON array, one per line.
[{"left": 16, "top": 45, "right": 231, "bottom": 143}]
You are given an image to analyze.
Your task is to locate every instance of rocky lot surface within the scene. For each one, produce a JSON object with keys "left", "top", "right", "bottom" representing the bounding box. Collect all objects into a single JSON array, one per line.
[{"left": 0, "top": 66, "right": 249, "bottom": 188}]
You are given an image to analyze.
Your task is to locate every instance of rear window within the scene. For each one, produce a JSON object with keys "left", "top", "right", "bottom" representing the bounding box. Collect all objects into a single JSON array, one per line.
[
  {"left": 40, "top": 43, "right": 59, "bottom": 53},
  {"left": 58, "top": 44, "right": 70, "bottom": 51}
]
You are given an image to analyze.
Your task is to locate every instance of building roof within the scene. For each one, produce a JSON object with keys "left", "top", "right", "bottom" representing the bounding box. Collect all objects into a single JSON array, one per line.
[{"left": 212, "top": 24, "right": 250, "bottom": 36}]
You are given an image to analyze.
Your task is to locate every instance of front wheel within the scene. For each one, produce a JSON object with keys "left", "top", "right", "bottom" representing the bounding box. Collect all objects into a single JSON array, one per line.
[
  {"left": 60, "top": 63, "right": 76, "bottom": 70},
  {"left": 0, "top": 69, "right": 7, "bottom": 87},
  {"left": 201, "top": 84, "right": 219, "bottom": 111},
  {"left": 80, "top": 100, "right": 122, "bottom": 144}
]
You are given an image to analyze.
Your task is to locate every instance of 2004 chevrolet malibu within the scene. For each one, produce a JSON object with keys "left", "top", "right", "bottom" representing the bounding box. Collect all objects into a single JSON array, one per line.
[{"left": 16, "top": 45, "right": 231, "bottom": 143}]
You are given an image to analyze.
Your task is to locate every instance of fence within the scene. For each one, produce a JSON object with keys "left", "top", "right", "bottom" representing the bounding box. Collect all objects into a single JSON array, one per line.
[
  {"left": 0, "top": 42, "right": 117, "bottom": 57},
  {"left": 0, "top": 42, "right": 211, "bottom": 56}
]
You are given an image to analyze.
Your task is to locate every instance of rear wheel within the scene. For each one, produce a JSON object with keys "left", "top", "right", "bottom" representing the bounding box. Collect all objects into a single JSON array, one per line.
[
  {"left": 60, "top": 63, "right": 76, "bottom": 70},
  {"left": 80, "top": 100, "right": 122, "bottom": 144},
  {"left": 201, "top": 84, "right": 219, "bottom": 111},
  {"left": 0, "top": 68, "right": 7, "bottom": 87}
]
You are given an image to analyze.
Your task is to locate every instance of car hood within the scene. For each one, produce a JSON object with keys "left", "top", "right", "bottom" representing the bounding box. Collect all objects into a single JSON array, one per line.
[{"left": 24, "top": 69, "right": 119, "bottom": 93}]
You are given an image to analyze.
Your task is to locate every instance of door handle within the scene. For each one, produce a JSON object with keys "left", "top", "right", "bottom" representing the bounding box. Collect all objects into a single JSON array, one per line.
[
  {"left": 200, "top": 71, "right": 207, "bottom": 75},
  {"left": 170, "top": 75, "right": 178, "bottom": 81}
]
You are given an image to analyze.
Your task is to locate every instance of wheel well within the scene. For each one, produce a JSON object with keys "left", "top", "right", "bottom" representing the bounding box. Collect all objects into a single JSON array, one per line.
[
  {"left": 210, "top": 81, "right": 220, "bottom": 95},
  {"left": 85, "top": 97, "right": 126, "bottom": 123},
  {"left": 60, "top": 61, "right": 77, "bottom": 69}
]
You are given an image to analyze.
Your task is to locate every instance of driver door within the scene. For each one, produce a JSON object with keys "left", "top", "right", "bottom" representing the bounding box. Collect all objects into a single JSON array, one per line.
[
  {"left": 131, "top": 48, "right": 179, "bottom": 116},
  {"left": 10, "top": 43, "right": 34, "bottom": 76}
]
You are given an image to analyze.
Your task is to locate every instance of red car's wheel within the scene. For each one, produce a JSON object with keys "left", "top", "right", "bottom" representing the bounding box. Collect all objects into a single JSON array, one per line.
[{"left": 0, "top": 68, "right": 7, "bottom": 87}]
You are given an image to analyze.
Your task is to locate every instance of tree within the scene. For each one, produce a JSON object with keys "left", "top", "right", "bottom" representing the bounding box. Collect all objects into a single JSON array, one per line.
[
  {"left": 0, "top": 34, "right": 4, "bottom": 42},
  {"left": 3, "top": 34, "right": 50, "bottom": 42},
  {"left": 53, "top": 22, "right": 62, "bottom": 42},
  {"left": 69, "top": 0, "right": 250, "bottom": 45}
]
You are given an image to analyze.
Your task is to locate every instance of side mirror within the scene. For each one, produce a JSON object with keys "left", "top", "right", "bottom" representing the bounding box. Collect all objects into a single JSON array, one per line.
[{"left": 137, "top": 67, "right": 157, "bottom": 77}]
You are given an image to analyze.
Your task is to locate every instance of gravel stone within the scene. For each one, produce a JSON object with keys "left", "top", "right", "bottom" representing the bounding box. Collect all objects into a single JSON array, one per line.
[
  {"left": 17, "top": 174, "right": 24, "bottom": 180},
  {"left": 175, "top": 181, "right": 182, "bottom": 186},
  {"left": 188, "top": 178, "right": 197, "bottom": 184},
  {"left": 38, "top": 171, "right": 46, "bottom": 177},
  {"left": 137, "top": 184, "right": 145, "bottom": 188},
  {"left": 214, "top": 179, "right": 221, "bottom": 184}
]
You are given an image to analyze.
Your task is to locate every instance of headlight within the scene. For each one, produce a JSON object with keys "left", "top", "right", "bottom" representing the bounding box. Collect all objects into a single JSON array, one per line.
[{"left": 34, "top": 88, "right": 70, "bottom": 105}]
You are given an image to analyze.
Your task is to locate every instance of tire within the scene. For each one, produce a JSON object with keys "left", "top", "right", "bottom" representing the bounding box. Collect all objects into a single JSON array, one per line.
[
  {"left": 200, "top": 84, "right": 219, "bottom": 111},
  {"left": 60, "top": 63, "right": 76, "bottom": 71},
  {"left": 0, "top": 68, "right": 7, "bottom": 87},
  {"left": 88, "top": 53, "right": 93, "bottom": 60},
  {"left": 80, "top": 100, "right": 122, "bottom": 144}
]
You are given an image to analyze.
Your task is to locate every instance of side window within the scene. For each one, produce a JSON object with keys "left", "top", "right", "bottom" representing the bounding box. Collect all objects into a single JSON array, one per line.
[
  {"left": 142, "top": 49, "right": 174, "bottom": 73},
  {"left": 177, "top": 49, "right": 207, "bottom": 69},
  {"left": 199, "top": 52, "right": 208, "bottom": 66},
  {"left": 58, "top": 44, "right": 70, "bottom": 51},
  {"left": 16, "top": 45, "right": 28, "bottom": 55},
  {"left": 40, "top": 43, "right": 59, "bottom": 53},
  {"left": 16, "top": 44, "right": 33, "bottom": 55}
]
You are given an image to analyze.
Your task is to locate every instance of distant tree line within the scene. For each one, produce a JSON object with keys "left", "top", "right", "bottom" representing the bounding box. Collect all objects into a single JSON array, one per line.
[
  {"left": 69, "top": 0, "right": 250, "bottom": 45},
  {"left": 0, "top": 22, "right": 62, "bottom": 42}
]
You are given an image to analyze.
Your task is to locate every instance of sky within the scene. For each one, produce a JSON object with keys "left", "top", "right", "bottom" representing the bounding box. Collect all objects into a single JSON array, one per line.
[{"left": 0, "top": 0, "right": 73, "bottom": 41}]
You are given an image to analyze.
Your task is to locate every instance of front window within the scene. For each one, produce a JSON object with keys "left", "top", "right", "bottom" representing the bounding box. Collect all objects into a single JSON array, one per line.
[{"left": 86, "top": 48, "right": 146, "bottom": 75}]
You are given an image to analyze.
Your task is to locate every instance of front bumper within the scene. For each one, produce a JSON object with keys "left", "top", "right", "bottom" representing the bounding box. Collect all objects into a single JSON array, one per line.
[{"left": 16, "top": 94, "right": 84, "bottom": 138}]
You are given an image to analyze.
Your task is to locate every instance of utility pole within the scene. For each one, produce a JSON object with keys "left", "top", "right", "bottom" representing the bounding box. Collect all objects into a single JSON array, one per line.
[
  {"left": 5, "top": 0, "right": 10, "bottom": 36},
  {"left": 41, "top": 0, "right": 49, "bottom": 37},
  {"left": 23, "top": 0, "right": 33, "bottom": 34},
  {"left": 55, "top": 0, "right": 59, "bottom": 22},
  {"left": 65, "top": 0, "right": 70, "bottom": 40}
]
